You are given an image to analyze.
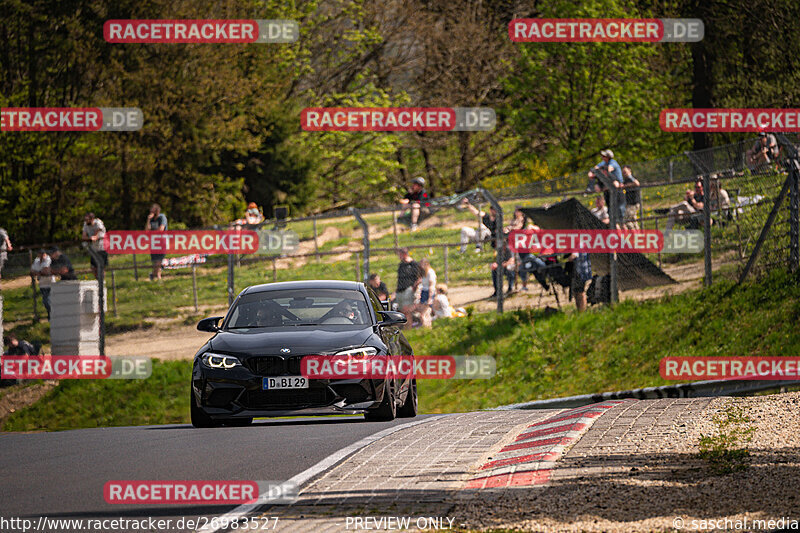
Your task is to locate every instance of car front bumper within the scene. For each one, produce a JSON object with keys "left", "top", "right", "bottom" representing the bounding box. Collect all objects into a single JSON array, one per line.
[{"left": 192, "top": 362, "right": 386, "bottom": 419}]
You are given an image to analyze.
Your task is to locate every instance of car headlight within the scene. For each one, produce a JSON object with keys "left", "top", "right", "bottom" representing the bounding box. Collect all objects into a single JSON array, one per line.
[
  {"left": 333, "top": 347, "right": 378, "bottom": 365},
  {"left": 202, "top": 353, "right": 241, "bottom": 369}
]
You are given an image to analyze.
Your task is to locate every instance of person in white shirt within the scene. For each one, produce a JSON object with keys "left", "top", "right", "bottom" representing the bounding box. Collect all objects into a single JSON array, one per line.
[
  {"left": 432, "top": 284, "right": 454, "bottom": 319},
  {"left": 82, "top": 212, "right": 107, "bottom": 279},
  {"left": 418, "top": 258, "right": 437, "bottom": 305},
  {"left": 30, "top": 249, "right": 55, "bottom": 319}
]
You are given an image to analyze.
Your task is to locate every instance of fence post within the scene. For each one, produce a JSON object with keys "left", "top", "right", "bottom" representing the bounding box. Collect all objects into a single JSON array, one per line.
[
  {"left": 609, "top": 186, "right": 619, "bottom": 305},
  {"left": 790, "top": 159, "right": 800, "bottom": 272},
  {"left": 392, "top": 206, "right": 399, "bottom": 249},
  {"left": 669, "top": 158, "right": 674, "bottom": 183},
  {"left": 443, "top": 245, "right": 449, "bottom": 284},
  {"left": 227, "top": 253, "right": 235, "bottom": 307},
  {"left": 313, "top": 216, "right": 320, "bottom": 262},
  {"left": 111, "top": 269, "right": 118, "bottom": 317},
  {"left": 272, "top": 257, "right": 277, "bottom": 281},
  {"left": 132, "top": 253, "right": 138, "bottom": 281},
  {"left": 480, "top": 188, "right": 504, "bottom": 313},
  {"left": 192, "top": 264, "right": 199, "bottom": 312},
  {"left": 29, "top": 249, "right": 39, "bottom": 322},
  {"left": 703, "top": 173, "right": 712, "bottom": 286},
  {"left": 476, "top": 201, "right": 483, "bottom": 250},
  {"left": 655, "top": 217, "right": 662, "bottom": 269},
  {"left": 351, "top": 208, "right": 370, "bottom": 282}
]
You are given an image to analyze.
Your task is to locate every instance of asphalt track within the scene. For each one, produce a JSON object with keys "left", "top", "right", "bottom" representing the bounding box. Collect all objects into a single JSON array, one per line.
[{"left": 0, "top": 415, "right": 436, "bottom": 531}]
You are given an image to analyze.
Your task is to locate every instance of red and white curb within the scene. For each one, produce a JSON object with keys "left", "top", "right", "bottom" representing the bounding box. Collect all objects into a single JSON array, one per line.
[{"left": 464, "top": 400, "right": 634, "bottom": 489}]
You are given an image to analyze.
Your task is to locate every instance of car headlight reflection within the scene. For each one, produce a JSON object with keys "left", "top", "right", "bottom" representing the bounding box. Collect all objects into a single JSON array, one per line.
[
  {"left": 202, "top": 353, "right": 242, "bottom": 369},
  {"left": 333, "top": 347, "right": 378, "bottom": 366}
]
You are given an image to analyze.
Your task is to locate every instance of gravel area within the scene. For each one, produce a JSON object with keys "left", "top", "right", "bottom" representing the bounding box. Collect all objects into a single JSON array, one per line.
[{"left": 454, "top": 392, "right": 800, "bottom": 532}]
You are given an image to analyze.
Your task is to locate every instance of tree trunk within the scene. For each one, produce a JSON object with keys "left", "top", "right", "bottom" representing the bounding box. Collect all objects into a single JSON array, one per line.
[{"left": 458, "top": 131, "right": 473, "bottom": 191}]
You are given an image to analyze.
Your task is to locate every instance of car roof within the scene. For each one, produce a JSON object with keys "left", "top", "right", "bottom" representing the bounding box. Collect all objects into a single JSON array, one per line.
[{"left": 241, "top": 280, "right": 366, "bottom": 295}]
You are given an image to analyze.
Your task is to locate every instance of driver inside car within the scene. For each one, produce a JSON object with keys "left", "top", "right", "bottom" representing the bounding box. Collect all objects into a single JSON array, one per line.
[
  {"left": 254, "top": 304, "right": 283, "bottom": 327},
  {"left": 328, "top": 300, "right": 357, "bottom": 321}
]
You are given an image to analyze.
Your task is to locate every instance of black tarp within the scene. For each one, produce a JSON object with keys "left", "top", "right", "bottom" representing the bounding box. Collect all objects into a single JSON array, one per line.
[{"left": 521, "top": 198, "right": 676, "bottom": 291}]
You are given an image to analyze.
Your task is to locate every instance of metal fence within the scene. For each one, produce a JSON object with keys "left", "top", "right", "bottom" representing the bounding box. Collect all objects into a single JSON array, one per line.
[{"left": 2, "top": 134, "right": 799, "bottom": 352}]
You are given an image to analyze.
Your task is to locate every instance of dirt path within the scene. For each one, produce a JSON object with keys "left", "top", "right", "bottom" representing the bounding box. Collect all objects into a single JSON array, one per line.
[
  {"left": 105, "top": 322, "right": 216, "bottom": 360},
  {"left": 1, "top": 276, "right": 33, "bottom": 291}
]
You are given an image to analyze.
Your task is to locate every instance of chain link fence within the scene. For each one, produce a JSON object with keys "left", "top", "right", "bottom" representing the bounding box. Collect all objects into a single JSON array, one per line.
[{"left": 2, "top": 135, "right": 799, "bottom": 351}]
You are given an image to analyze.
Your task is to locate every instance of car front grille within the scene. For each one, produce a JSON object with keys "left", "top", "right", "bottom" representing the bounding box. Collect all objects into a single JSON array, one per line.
[
  {"left": 246, "top": 356, "right": 305, "bottom": 376},
  {"left": 242, "top": 388, "right": 330, "bottom": 409}
]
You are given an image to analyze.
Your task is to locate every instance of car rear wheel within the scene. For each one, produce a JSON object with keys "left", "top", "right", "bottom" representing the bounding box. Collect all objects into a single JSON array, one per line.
[
  {"left": 397, "top": 379, "right": 417, "bottom": 418},
  {"left": 364, "top": 380, "right": 396, "bottom": 421},
  {"left": 190, "top": 386, "right": 218, "bottom": 428}
]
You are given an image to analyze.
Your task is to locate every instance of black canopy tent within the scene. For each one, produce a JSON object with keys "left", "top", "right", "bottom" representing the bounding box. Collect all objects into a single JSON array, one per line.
[{"left": 520, "top": 199, "right": 676, "bottom": 291}]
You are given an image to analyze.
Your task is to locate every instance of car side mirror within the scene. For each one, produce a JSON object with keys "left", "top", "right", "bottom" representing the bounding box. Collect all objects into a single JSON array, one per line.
[
  {"left": 378, "top": 311, "right": 406, "bottom": 326},
  {"left": 197, "top": 316, "right": 223, "bottom": 332}
]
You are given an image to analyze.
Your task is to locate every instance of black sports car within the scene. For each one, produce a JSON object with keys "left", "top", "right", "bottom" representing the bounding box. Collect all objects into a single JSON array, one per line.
[{"left": 190, "top": 280, "right": 417, "bottom": 427}]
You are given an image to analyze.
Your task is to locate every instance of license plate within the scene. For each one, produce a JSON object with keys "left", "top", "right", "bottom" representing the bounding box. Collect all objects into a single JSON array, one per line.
[{"left": 263, "top": 376, "right": 309, "bottom": 390}]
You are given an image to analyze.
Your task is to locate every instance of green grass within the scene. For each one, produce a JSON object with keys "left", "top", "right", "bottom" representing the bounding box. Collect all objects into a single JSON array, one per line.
[
  {"left": 407, "top": 268, "right": 800, "bottom": 413},
  {"left": 3, "top": 360, "right": 191, "bottom": 431},
  {"left": 4, "top": 269, "right": 798, "bottom": 431}
]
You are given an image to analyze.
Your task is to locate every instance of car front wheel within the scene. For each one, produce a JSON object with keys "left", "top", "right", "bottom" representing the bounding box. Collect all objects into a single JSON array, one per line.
[
  {"left": 397, "top": 379, "right": 417, "bottom": 418},
  {"left": 364, "top": 380, "right": 396, "bottom": 422},
  {"left": 190, "top": 386, "right": 217, "bottom": 428}
]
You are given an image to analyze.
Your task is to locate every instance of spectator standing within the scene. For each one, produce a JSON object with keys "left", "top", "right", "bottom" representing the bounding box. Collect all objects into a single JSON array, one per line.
[
  {"left": 0, "top": 227, "right": 12, "bottom": 279},
  {"left": 145, "top": 203, "right": 168, "bottom": 281},
  {"left": 395, "top": 248, "right": 423, "bottom": 318},
  {"left": 418, "top": 258, "right": 437, "bottom": 305},
  {"left": 491, "top": 242, "right": 515, "bottom": 298},
  {"left": 82, "top": 212, "right": 108, "bottom": 279},
  {"left": 567, "top": 252, "right": 592, "bottom": 312},
  {"left": 394, "top": 248, "right": 431, "bottom": 327},
  {"left": 432, "top": 284, "right": 454, "bottom": 319},
  {"left": 399, "top": 177, "right": 429, "bottom": 231},
  {"left": 594, "top": 149, "right": 626, "bottom": 226},
  {"left": 459, "top": 198, "right": 497, "bottom": 252},
  {"left": 47, "top": 247, "right": 77, "bottom": 280},
  {"left": 622, "top": 165, "right": 641, "bottom": 230},
  {"left": 30, "top": 249, "right": 55, "bottom": 319},
  {"left": 666, "top": 179, "right": 704, "bottom": 230},
  {"left": 367, "top": 273, "right": 390, "bottom": 301}
]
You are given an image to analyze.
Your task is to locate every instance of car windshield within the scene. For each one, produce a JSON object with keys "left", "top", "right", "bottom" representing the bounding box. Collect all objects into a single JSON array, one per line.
[{"left": 225, "top": 288, "right": 372, "bottom": 328}]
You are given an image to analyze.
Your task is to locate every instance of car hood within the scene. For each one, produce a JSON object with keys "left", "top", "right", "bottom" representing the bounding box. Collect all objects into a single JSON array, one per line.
[{"left": 209, "top": 326, "right": 375, "bottom": 355}]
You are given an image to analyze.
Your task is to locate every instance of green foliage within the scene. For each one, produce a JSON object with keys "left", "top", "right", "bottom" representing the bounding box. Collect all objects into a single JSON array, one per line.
[{"left": 505, "top": 0, "right": 684, "bottom": 173}]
